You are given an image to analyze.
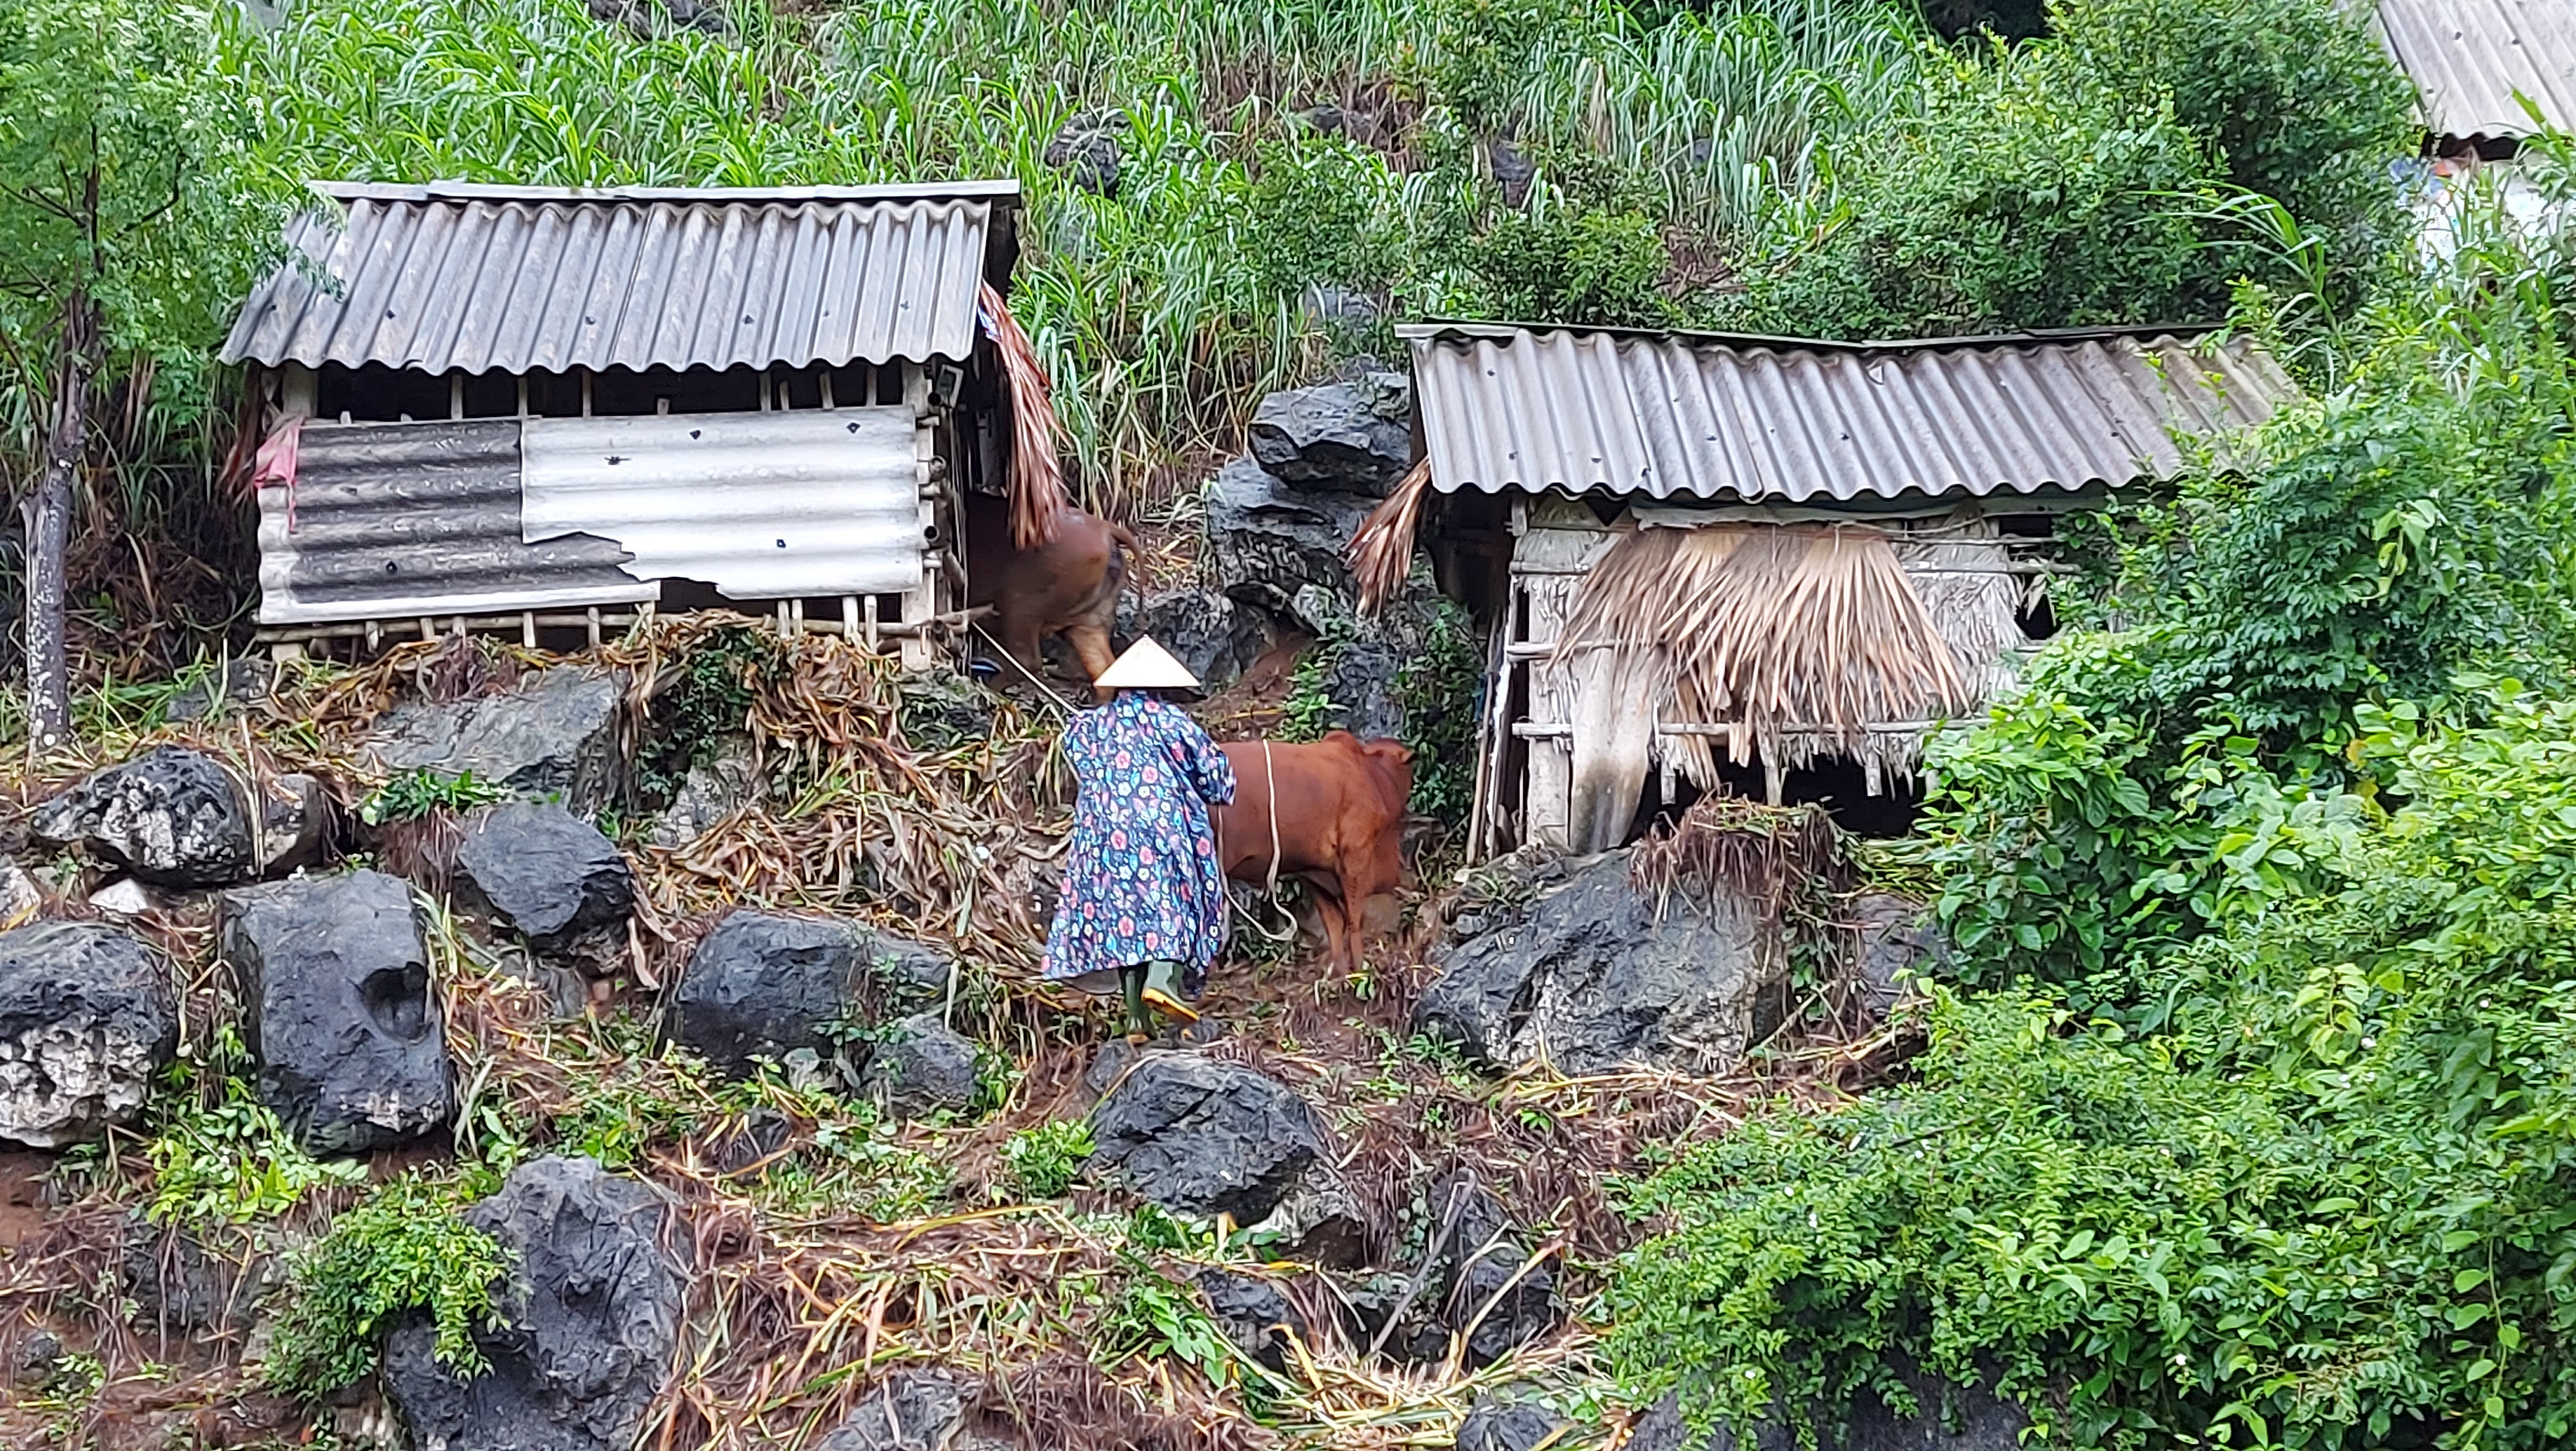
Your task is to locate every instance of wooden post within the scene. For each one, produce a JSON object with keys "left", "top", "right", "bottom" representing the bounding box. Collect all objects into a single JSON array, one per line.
[{"left": 899, "top": 363, "right": 937, "bottom": 669}]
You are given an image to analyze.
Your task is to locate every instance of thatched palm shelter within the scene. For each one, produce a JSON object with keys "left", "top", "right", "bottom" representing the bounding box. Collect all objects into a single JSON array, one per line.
[{"left": 1359, "top": 322, "right": 2291, "bottom": 856}]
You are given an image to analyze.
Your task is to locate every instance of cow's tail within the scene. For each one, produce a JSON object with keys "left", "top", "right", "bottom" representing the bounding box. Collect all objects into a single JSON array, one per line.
[{"left": 1108, "top": 521, "right": 1147, "bottom": 603}]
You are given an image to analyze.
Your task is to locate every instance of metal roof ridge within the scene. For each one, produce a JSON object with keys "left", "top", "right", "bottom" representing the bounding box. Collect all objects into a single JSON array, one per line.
[
  {"left": 310, "top": 178, "right": 1022, "bottom": 206},
  {"left": 1398, "top": 318, "right": 2235, "bottom": 355}
]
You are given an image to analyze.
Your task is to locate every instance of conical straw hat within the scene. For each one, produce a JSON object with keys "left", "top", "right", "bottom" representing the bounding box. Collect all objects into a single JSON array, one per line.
[{"left": 1093, "top": 636, "right": 1201, "bottom": 689}]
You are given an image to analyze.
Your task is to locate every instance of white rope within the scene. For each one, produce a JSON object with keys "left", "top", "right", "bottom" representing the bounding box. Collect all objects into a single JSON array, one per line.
[{"left": 1222, "top": 738, "right": 1297, "bottom": 946}]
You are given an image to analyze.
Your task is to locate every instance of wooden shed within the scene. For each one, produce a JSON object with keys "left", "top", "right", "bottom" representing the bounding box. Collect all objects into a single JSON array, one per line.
[
  {"left": 220, "top": 180, "right": 1032, "bottom": 664},
  {"left": 1378, "top": 322, "right": 2294, "bottom": 856}
]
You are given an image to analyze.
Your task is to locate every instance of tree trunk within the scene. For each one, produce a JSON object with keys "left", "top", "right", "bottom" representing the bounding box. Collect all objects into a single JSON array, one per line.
[{"left": 24, "top": 295, "right": 91, "bottom": 746}]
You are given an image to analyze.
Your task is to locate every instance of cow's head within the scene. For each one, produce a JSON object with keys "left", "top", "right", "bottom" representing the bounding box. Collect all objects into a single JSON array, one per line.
[{"left": 1349, "top": 736, "right": 1414, "bottom": 807}]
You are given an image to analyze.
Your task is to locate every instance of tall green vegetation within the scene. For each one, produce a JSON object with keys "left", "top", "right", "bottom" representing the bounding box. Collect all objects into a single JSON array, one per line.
[
  {"left": 221, "top": 0, "right": 1921, "bottom": 507},
  {"left": 1606, "top": 150, "right": 2576, "bottom": 1447},
  {"left": 0, "top": 0, "right": 275, "bottom": 736},
  {"left": 1735, "top": 0, "right": 2417, "bottom": 338}
]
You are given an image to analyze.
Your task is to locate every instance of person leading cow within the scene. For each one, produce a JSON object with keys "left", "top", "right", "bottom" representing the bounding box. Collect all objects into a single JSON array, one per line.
[{"left": 1040, "top": 636, "right": 1237, "bottom": 1043}]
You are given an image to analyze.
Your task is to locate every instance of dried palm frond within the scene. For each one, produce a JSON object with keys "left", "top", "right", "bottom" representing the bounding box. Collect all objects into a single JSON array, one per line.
[
  {"left": 1892, "top": 518, "right": 2027, "bottom": 700},
  {"left": 1348, "top": 460, "right": 1431, "bottom": 616},
  {"left": 980, "top": 281, "right": 1072, "bottom": 549},
  {"left": 1556, "top": 522, "right": 1972, "bottom": 781}
]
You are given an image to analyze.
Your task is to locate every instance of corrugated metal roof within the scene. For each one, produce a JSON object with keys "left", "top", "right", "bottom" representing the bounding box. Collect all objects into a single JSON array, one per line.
[
  {"left": 2374, "top": 0, "right": 2576, "bottom": 141},
  {"left": 521, "top": 407, "right": 925, "bottom": 598},
  {"left": 222, "top": 180, "right": 1017, "bottom": 375},
  {"left": 1403, "top": 324, "right": 2293, "bottom": 505},
  {"left": 258, "top": 420, "right": 656, "bottom": 625}
]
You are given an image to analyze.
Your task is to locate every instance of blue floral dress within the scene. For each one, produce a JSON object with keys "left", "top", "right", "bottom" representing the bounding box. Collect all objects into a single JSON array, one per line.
[{"left": 1042, "top": 692, "right": 1238, "bottom": 996}]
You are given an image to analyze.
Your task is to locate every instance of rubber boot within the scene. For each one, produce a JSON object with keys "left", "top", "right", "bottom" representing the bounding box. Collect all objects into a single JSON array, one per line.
[{"left": 1119, "top": 964, "right": 1150, "bottom": 1045}]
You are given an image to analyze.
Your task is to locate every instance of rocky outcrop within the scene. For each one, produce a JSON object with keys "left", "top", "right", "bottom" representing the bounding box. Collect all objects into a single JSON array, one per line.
[
  {"left": 223, "top": 870, "right": 453, "bottom": 1155},
  {"left": 167, "top": 657, "right": 272, "bottom": 723},
  {"left": 1850, "top": 892, "right": 1943, "bottom": 1024},
  {"left": 1421, "top": 1172, "right": 1562, "bottom": 1367},
  {"left": 817, "top": 1369, "right": 1010, "bottom": 1451},
  {"left": 252, "top": 772, "right": 335, "bottom": 875},
  {"left": 1206, "top": 373, "right": 1418, "bottom": 624},
  {"left": 857, "top": 1012, "right": 984, "bottom": 1122},
  {"left": 0, "top": 921, "right": 175, "bottom": 1147},
  {"left": 31, "top": 747, "right": 256, "bottom": 887},
  {"left": 1457, "top": 1399, "right": 1573, "bottom": 1451},
  {"left": 1087, "top": 1051, "right": 1339, "bottom": 1228},
  {"left": 1113, "top": 587, "right": 1274, "bottom": 692},
  {"left": 1043, "top": 110, "right": 1125, "bottom": 197},
  {"left": 671, "top": 912, "right": 953, "bottom": 1079},
  {"left": 453, "top": 802, "right": 635, "bottom": 952},
  {"left": 647, "top": 737, "right": 762, "bottom": 850},
  {"left": 123, "top": 1222, "right": 265, "bottom": 1335},
  {"left": 1247, "top": 374, "right": 1413, "bottom": 493},
  {"left": 1414, "top": 851, "right": 1777, "bottom": 1076},
  {"left": 384, "top": 1156, "right": 686, "bottom": 1451},
  {"left": 366, "top": 666, "right": 625, "bottom": 811},
  {"left": 1196, "top": 1268, "right": 1305, "bottom": 1373}
]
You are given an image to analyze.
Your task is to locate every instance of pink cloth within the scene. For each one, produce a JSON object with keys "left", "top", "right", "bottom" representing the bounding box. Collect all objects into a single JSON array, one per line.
[{"left": 251, "top": 412, "right": 305, "bottom": 532}]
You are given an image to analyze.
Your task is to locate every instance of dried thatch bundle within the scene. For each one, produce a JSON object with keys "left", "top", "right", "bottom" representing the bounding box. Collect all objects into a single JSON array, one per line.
[
  {"left": 1348, "top": 460, "right": 1431, "bottom": 616},
  {"left": 1555, "top": 522, "right": 1976, "bottom": 788},
  {"left": 979, "top": 281, "right": 1072, "bottom": 549}
]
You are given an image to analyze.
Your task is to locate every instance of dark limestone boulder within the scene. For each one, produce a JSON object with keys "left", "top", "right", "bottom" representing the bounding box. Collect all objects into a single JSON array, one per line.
[
  {"left": 253, "top": 772, "right": 335, "bottom": 875},
  {"left": 858, "top": 1012, "right": 983, "bottom": 1121},
  {"left": 817, "top": 1368, "right": 1012, "bottom": 1451},
  {"left": 1196, "top": 1268, "right": 1304, "bottom": 1372},
  {"left": 1087, "top": 1051, "right": 1330, "bottom": 1225},
  {"left": 167, "top": 656, "right": 273, "bottom": 723},
  {"left": 895, "top": 674, "right": 996, "bottom": 754},
  {"left": 1423, "top": 1172, "right": 1562, "bottom": 1367},
  {"left": 1113, "top": 587, "right": 1273, "bottom": 692},
  {"left": 0, "top": 921, "right": 175, "bottom": 1147},
  {"left": 1458, "top": 1398, "right": 1573, "bottom": 1451},
  {"left": 383, "top": 1156, "right": 685, "bottom": 1451},
  {"left": 1414, "top": 851, "right": 1775, "bottom": 1076},
  {"left": 671, "top": 912, "right": 953, "bottom": 1078},
  {"left": 647, "top": 737, "right": 763, "bottom": 850},
  {"left": 30, "top": 746, "right": 255, "bottom": 887},
  {"left": 1205, "top": 456, "right": 1378, "bottom": 618},
  {"left": 223, "top": 870, "right": 453, "bottom": 1155},
  {"left": 587, "top": 0, "right": 729, "bottom": 39},
  {"left": 365, "top": 666, "right": 625, "bottom": 811},
  {"left": 453, "top": 802, "right": 635, "bottom": 952},
  {"left": 1850, "top": 893, "right": 1943, "bottom": 1024},
  {"left": 1247, "top": 376, "right": 1414, "bottom": 494},
  {"left": 123, "top": 1221, "right": 265, "bottom": 1335},
  {"left": 1042, "top": 110, "right": 1125, "bottom": 196}
]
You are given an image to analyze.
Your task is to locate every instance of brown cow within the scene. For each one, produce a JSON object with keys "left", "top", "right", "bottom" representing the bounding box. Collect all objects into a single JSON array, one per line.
[
  {"left": 1214, "top": 733, "right": 1413, "bottom": 974},
  {"left": 965, "top": 494, "right": 1141, "bottom": 693}
]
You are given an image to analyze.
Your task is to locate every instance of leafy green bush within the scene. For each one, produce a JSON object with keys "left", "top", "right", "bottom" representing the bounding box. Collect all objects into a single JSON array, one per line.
[
  {"left": 638, "top": 624, "right": 786, "bottom": 802},
  {"left": 1610, "top": 689, "right": 2576, "bottom": 1447},
  {"left": 1394, "top": 594, "right": 1482, "bottom": 824},
  {"left": 145, "top": 1028, "right": 364, "bottom": 1223},
  {"left": 358, "top": 766, "right": 508, "bottom": 826},
  {"left": 1470, "top": 203, "right": 1672, "bottom": 327},
  {"left": 2050, "top": 0, "right": 2417, "bottom": 294},
  {"left": 1001, "top": 1119, "right": 1094, "bottom": 1200},
  {"left": 266, "top": 1175, "right": 510, "bottom": 1402},
  {"left": 1738, "top": 45, "right": 2217, "bottom": 337}
]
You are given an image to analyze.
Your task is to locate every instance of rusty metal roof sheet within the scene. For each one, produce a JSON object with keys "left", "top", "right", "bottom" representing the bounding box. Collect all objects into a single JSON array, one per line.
[
  {"left": 257, "top": 419, "right": 656, "bottom": 625},
  {"left": 222, "top": 181, "right": 1017, "bottom": 375},
  {"left": 2373, "top": 0, "right": 2576, "bottom": 141},
  {"left": 1402, "top": 323, "right": 2294, "bottom": 505},
  {"left": 258, "top": 406, "right": 925, "bottom": 625}
]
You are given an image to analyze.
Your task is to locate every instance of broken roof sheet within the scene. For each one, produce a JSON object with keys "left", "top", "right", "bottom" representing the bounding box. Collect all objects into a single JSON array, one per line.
[
  {"left": 222, "top": 181, "right": 1019, "bottom": 376},
  {"left": 2373, "top": 0, "right": 2576, "bottom": 142},
  {"left": 1403, "top": 323, "right": 2293, "bottom": 506}
]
